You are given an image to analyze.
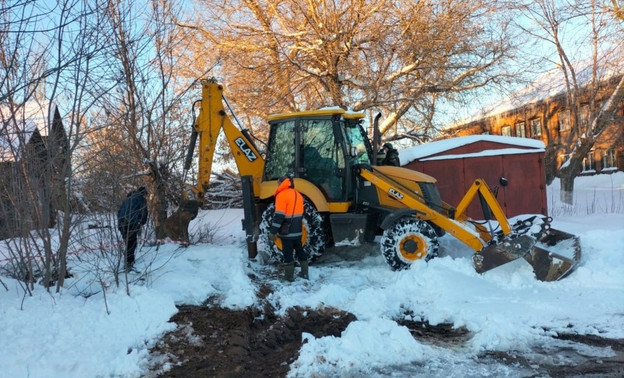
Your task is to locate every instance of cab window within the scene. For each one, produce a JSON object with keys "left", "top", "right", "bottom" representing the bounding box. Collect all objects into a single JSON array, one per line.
[
  {"left": 301, "top": 119, "right": 344, "bottom": 200},
  {"left": 264, "top": 120, "right": 295, "bottom": 180}
]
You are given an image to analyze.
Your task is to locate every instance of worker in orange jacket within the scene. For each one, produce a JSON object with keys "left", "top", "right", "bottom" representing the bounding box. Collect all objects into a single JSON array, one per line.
[{"left": 269, "top": 175, "right": 309, "bottom": 282}]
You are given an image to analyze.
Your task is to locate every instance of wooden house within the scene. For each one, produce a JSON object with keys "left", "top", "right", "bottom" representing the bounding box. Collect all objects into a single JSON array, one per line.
[
  {"left": 440, "top": 63, "right": 623, "bottom": 178},
  {"left": 0, "top": 101, "right": 68, "bottom": 238}
]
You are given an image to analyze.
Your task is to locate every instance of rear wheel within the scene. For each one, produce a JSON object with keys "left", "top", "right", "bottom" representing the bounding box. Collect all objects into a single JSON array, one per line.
[
  {"left": 259, "top": 198, "right": 325, "bottom": 263},
  {"left": 380, "top": 217, "right": 439, "bottom": 271}
]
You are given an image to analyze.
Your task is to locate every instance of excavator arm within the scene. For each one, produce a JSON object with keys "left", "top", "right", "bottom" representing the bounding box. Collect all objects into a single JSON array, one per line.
[
  {"left": 454, "top": 179, "right": 511, "bottom": 235},
  {"left": 357, "top": 166, "right": 580, "bottom": 281},
  {"left": 172, "top": 79, "right": 265, "bottom": 256},
  {"left": 358, "top": 166, "right": 488, "bottom": 251},
  {"left": 185, "top": 79, "right": 265, "bottom": 204}
]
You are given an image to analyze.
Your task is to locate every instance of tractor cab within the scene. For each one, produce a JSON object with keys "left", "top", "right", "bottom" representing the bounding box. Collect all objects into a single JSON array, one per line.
[{"left": 263, "top": 109, "right": 372, "bottom": 202}]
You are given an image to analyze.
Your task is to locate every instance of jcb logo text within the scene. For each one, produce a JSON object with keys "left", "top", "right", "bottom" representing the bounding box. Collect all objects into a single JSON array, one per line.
[
  {"left": 389, "top": 188, "right": 403, "bottom": 200},
  {"left": 235, "top": 137, "right": 257, "bottom": 162}
]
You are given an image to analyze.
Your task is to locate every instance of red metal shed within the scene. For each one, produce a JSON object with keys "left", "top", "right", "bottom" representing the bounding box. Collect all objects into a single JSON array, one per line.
[{"left": 400, "top": 135, "right": 547, "bottom": 219}]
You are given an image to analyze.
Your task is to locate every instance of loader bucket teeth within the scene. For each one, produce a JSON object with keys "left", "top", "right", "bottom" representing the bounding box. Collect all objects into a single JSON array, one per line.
[
  {"left": 473, "top": 235, "right": 535, "bottom": 274},
  {"left": 523, "top": 229, "right": 581, "bottom": 281}
]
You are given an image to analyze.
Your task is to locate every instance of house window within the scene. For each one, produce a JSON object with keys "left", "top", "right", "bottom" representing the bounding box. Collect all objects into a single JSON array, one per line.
[
  {"left": 579, "top": 104, "right": 590, "bottom": 127},
  {"left": 501, "top": 125, "right": 511, "bottom": 136},
  {"left": 558, "top": 110, "right": 570, "bottom": 131},
  {"left": 582, "top": 152, "right": 595, "bottom": 172},
  {"left": 515, "top": 122, "right": 526, "bottom": 138},
  {"left": 529, "top": 118, "right": 542, "bottom": 137},
  {"left": 602, "top": 149, "right": 617, "bottom": 170}
]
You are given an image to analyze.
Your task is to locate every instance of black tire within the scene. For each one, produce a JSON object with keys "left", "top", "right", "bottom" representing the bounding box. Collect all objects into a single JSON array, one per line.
[
  {"left": 380, "top": 217, "right": 439, "bottom": 271},
  {"left": 259, "top": 198, "right": 326, "bottom": 263}
]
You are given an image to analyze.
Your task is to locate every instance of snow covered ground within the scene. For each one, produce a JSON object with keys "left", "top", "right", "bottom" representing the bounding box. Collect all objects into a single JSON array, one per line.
[{"left": 1, "top": 173, "right": 623, "bottom": 378}]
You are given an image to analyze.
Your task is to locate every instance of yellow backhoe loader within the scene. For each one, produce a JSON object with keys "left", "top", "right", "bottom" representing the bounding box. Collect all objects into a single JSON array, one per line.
[{"left": 178, "top": 78, "right": 580, "bottom": 281}]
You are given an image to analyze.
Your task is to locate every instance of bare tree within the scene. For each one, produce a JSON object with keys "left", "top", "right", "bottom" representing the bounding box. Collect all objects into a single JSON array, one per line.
[
  {"left": 611, "top": 0, "right": 624, "bottom": 20},
  {"left": 518, "top": 0, "right": 624, "bottom": 204},
  {"left": 92, "top": 0, "right": 196, "bottom": 239},
  {"left": 1, "top": 0, "right": 115, "bottom": 291},
  {"left": 177, "top": 0, "right": 519, "bottom": 142},
  {"left": 1, "top": 0, "right": 219, "bottom": 293},
  {"left": 1, "top": 1, "right": 56, "bottom": 103}
]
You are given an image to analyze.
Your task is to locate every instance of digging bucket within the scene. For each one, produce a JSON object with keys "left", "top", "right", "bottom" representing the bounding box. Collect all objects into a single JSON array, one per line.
[
  {"left": 523, "top": 228, "right": 581, "bottom": 281},
  {"left": 473, "top": 228, "right": 581, "bottom": 282}
]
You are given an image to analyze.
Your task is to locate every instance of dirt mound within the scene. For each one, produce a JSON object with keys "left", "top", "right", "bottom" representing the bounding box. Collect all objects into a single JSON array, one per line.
[{"left": 149, "top": 302, "right": 356, "bottom": 378}]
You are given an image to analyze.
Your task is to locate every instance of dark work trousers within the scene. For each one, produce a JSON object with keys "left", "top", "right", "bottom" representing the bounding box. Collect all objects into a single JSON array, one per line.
[
  {"left": 281, "top": 237, "right": 308, "bottom": 263},
  {"left": 119, "top": 225, "right": 140, "bottom": 268}
]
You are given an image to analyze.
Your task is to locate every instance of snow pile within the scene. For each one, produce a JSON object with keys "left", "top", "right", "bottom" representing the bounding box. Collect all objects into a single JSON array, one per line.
[
  {"left": 548, "top": 171, "right": 624, "bottom": 215},
  {"left": 0, "top": 174, "right": 623, "bottom": 377},
  {"left": 0, "top": 283, "right": 177, "bottom": 377}
]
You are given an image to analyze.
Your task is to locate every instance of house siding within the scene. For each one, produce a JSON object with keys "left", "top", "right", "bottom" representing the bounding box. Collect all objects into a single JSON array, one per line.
[
  {"left": 442, "top": 75, "right": 624, "bottom": 176},
  {"left": 0, "top": 103, "right": 68, "bottom": 239}
]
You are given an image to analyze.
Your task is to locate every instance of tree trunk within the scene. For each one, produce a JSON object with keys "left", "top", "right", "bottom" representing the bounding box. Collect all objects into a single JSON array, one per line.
[
  {"left": 153, "top": 188, "right": 168, "bottom": 239},
  {"left": 558, "top": 138, "right": 591, "bottom": 204},
  {"left": 559, "top": 170, "right": 575, "bottom": 205},
  {"left": 149, "top": 162, "right": 169, "bottom": 239},
  {"left": 556, "top": 75, "right": 624, "bottom": 204},
  {"left": 558, "top": 150, "right": 583, "bottom": 205},
  {"left": 543, "top": 144, "right": 559, "bottom": 185}
]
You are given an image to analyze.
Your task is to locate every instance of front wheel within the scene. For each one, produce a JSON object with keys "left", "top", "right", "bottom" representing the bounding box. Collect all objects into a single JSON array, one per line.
[
  {"left": 259, "top": 198, "right": 326, "bottom": 263},
  {"left": 380, "top": 217, "right": 439, "bottom": 271}
]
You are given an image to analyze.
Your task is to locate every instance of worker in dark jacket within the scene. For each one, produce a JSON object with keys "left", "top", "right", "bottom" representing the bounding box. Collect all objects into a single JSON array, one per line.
[
  {"left": 376, "top": 147, "right": 386, "bottom": 165},
  {"left": 117, "top": 186, "right": 148, "bottom": 272},
  {"left": 381, "top": 142, "right": 400, "bottom": 166},
  {"left": 268, "top": 175, "right": 309, "bottom": 282}
]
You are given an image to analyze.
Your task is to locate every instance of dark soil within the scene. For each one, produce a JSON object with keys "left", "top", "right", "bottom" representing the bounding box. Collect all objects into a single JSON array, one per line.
[
  {"left": 148, "top": 280, "right": 624, "bottom": 378},
  {"left": 148, "top": 283, "right": 356, "bottom": 378}
]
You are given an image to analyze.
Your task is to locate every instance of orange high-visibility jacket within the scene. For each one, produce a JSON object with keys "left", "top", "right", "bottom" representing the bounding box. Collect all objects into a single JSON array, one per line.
[{"left": 270, "top": 178, "right": 304, "bottom": 238}]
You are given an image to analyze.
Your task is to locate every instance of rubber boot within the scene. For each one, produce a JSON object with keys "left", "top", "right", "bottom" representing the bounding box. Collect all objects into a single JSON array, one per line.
[
  {"left": 298, "top": 260, "right": 309, "bottom": 279},
  {"left": 283, "top": 262, "right": 295, "bottom": 282}
]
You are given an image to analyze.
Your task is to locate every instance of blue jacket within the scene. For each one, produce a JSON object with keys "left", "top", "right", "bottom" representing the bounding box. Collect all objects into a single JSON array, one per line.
[{"left": 117, "top": 190, "right": 148, "bottom": 228}]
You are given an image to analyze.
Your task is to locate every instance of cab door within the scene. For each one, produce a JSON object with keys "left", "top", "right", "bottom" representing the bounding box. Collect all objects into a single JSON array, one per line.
[{"left": 299, "top": 118, "right": 346, "bottom": 201}]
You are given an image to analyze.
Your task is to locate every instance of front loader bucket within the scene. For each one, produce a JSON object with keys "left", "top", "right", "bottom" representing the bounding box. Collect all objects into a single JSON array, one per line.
[
  {"left": 473, "top": 235, "right": 535, "bottom": 274},
  {"left": 473, "top": 229, "right": 581, "bottom": 282},
  {"left": 523, "top": 228, "right": 581, "bottom": 281}
]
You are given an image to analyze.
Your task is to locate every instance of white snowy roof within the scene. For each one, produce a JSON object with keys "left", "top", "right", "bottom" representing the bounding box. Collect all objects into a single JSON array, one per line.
[
  {"left": 448, "top": 49, "right": 624, "bottom": 127},
  {"left": 400, "top": 135, "right": 544, "bottom": 165},
  {"left": 0, "top": 101, "right": 58, "bottom": 162}
]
